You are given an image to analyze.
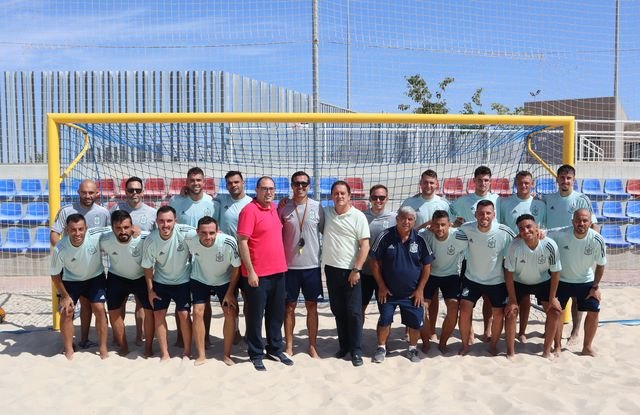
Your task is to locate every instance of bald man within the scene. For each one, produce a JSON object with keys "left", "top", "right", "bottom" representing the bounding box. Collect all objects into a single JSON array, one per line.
[{"left": 51, "top": 179, "right": 110, "bottom": 349}]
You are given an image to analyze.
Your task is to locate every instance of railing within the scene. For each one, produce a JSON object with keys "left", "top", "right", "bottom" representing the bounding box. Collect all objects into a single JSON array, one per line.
[{"left": 575, "top": 120, "right": 640, "bottom": 163}]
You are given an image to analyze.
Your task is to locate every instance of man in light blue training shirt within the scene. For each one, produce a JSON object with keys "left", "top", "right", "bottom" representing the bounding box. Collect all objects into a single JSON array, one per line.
[
  {"left": 169, "top": 166, "right": 219, "bottom": 227},
  {"left": 215, "top": 170, "right": 253, "bottom": 238}
]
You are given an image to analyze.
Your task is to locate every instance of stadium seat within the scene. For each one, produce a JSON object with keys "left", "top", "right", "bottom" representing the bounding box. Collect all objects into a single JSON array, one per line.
[
  {"left": 591, "top": 201, "right": 605, "bottom": 223},
  {"left": 490, "top": 178, "right": 512, "bottom": 197},
  {"left": 604, "top": 179, "right": 630, "bottom": 200},
  {"left": 626, "top": 179, "right": 640, "bottom": 197},
  {"left": 204, "top": 177, "right": 217, "bottom": 196},
  {"left": 143, "top": 178, "right": 166, "bottom": 199},
  {"left": 627, "top": 200, "right": 640, "bottom": 223},
  {"left": 61, "top": 177, "right": 82, "bottom": 201},
  {"left": 600, "top": 225, "right": 631, "bottom": 250},
  {"left": 321, "top": 199, "right": 334, "bottom": 208},
  {"left": 16, "top": 179, "right": 45, "bottom": 201},
  {"left": 581, "top": 178, "right": 607, "bottom": 200},
  {"left": 319, "top": 177, "right": 339, "bottom": 199},
  {"left": 344, "top": 177, "right": 366, "bottom": 199},
  {"left": 0, "top": 203, "right": 23, "bottom": 226},
  {"left": 626, "top": 224, "right": 640, "bottom": 246},
  {"left": 0, "top": 227, "right": 30, "bottom": 254},
  {"left": 273, "top": 177, "right": 291, "bottom": 198},
  {"left": 96, "top": 178, "right": 117, "bottom": 199},
  {"left": 20, "top": 202, "right": 49, "bottom": 226},
  {"left": 168, "top": 178, "right": 188, "bottom": 196},
  {"left": 244, "top": 177, "right": 259, "bottom": 196},
  {"left": 535, "top": 177, "right": 556, "bottom": 195},
  {"left": 0, "top": 179, "right": 17, "bottom": 201},
  {"left": 442, "top": 178, "right": 464, "bottom": 198},
  {"left": 352, "top": 200, "right": 368, "bottom": 211},
  {"left": 466, "top": 178, "right": 475, "bottom": 194},
  {"left": 602, "top": 201, "right": 627, "bottom": 223},
  {"left": 27, "top": 227, "right": 51, "bottom": 254},
  {"left": 119, "top": 178, "right": 130, "bottom": 198}
]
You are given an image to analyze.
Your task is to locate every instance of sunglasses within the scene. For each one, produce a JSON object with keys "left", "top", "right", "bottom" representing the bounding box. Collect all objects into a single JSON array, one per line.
[
  {"left": 126, "top": 188, "right": 143, "bottom": 194},
  {"left": 370, "top": 195, "right": 386, "bottom": 201},
  {"left": 292, "top": 181, "right": 309, "bottom": 187}
]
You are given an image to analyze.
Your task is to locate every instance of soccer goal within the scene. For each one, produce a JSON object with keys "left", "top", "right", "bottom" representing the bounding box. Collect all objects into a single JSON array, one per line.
[{"left": 46, "top": 112, "right": 574, "bottom": 327}]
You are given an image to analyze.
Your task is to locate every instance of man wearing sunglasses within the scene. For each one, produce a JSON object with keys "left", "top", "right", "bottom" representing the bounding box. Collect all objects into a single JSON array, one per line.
[
  {"left": 111, "top": 176, "right": 157, "bottom": 232},
  {"left": 278, "top": 171, "right": 324, "bottom": 358}
]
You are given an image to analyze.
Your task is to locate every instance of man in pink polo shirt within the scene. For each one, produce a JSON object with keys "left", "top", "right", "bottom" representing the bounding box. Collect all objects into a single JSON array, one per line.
[{"left": 237, "top": 176, "right": 292, "bottom": 371}]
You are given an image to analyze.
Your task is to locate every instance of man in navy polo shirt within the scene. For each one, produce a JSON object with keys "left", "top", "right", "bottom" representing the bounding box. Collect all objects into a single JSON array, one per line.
[{"left": 369, "top": 206, "right": 434, "bottom": 363}]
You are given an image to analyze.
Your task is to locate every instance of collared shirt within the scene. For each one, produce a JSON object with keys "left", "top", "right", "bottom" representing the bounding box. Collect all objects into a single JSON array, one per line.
[
  {"left": 50, "top": 227, "right": 111, "bottom": 281},
  {"left": 505, "top": 237, "right": 561, "bottom": 285},
  {"left": 370, "top": 226, "right": 434, "bottom": 298},
  {"left": 185, "top": 232, "right": 241, "bottom": 286},
  {"left": 547, "top": 227, "right": 606, "bottom": 283},
  {"left": 141, "top": 225, "right": 196, "bottom": 285}
]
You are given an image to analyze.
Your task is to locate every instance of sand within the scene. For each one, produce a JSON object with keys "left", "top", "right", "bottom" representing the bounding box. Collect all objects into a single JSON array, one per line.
[{"left": 1, "top": 285, "right": 639, "bottom": 414}]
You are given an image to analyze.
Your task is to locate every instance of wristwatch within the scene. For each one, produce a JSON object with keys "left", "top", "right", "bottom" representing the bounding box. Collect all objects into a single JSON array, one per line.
[{"left": 351, "top": 268, "right": 361, "bottom": 273}]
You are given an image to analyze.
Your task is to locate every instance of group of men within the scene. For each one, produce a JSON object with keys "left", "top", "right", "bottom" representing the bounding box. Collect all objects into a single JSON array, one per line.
[{"left": 50, "top": 163, "right": 606, "bottom": 369}]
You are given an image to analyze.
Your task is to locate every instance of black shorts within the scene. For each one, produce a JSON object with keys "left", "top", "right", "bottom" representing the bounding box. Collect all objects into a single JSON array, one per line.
[
  {"left": 459, "top": 278, "right": 507, "bottom": 308},
  {"left": 62, "top": 275, "right": 107, "bottom": 305},
  {"left": 152, "top": 281, "right": 191, "bottom": 311},
  {"left": 514, "top": 280, "right": 551, "bottom": 304},
  {"left": 360, "top": 273, "right": 377, "bottom": 306},
  {"left": 106, "top": 272, "right": 152, "bottom": 310},
  {"left": 424, "top": 274, "right": 461, "bottom": 300},
  {"left": 190, "top": 279, "right": 235, "bottom": 304},
  {"left": 558, "top": 281, "right": 600, "bottom": 312},
  {"left": 285, "top": 268, "right": 323, "bottom": 303}
]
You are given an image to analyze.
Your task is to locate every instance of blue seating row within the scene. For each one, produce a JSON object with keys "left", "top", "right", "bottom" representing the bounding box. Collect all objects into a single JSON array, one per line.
[
  {"left": 600, "top": 224, "right": 640, "bottom": 250},
  {"left": 0, "top": 202, "right": 49, "bottom": 226},
  {"left": 0, "top": 227, "right": 50, "bottom": 254},
  {"left": 591, "top": 200, "right": 640, "bottom": 224}
]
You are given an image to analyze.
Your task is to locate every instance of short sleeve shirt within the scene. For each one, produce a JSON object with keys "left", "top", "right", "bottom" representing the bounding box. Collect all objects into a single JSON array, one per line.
[
  {"left": 169, "top": 194, "right": 219, "bottom": 227},
  {"left": 422, "top": 227, "right": 467, "bottom": 277},
  {"left": 52, "top": 203, "right": 110, "bottom": 234},
  {"left": 370, "top": 227, "right": 434, "bottom": 298},
  {"left": 215, "top": 194, "right": 253, "bottom": 238},
  {"left": 99, "top": 232, "right": 147, "bottom": 279},
  {"left": 499, "top": 195, "right": 546, "bottom": 232},
  {"left": 456, "top": 221, "right": 515, "bottom": 285},
  {"left": 110, "top": 202, "right": 157, "bottom": 232},
  {"left": 185, "top": 233, "right": 241, "bottom": 286},
  {"left": 141, "top": 225, "right": 196, "bottom": 285},
  {"left": 50, "top": 227, "right": 111, "bottom": 281},
  {"left": 543, "top": 191, "right": 596, "bottom": 229},
  {"left": 504, "top": 237, "right": 561, "bottom": 285},
  {"left": 401, "top": 194, "right": 452, "bottom": 227},
  {"left": 547, "top": 227, "right": 607, "bottom": 283},
  {"left": 322, "top": 206, "right": 371, "bottom": 269},
  {"left": 279, "top": 198, "right": 324, "bottom": 269},
  {"left": 362, "top": 209, "right": 397, "bottom": 275},
  {"left": 237, "top": 199, "right": 287, "bottom": 277},
  {"left": 451, "top": 192, "right": 500, "bottom": 224}
]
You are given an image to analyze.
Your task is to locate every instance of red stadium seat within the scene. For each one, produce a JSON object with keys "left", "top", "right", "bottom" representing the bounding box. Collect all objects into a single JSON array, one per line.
[
  {"left": 443, "top": 178, "right": 464, "bottom": 198},
  {"left": 352, "top": 200, "right": 368, "bottom": 211},
  {"left": 96, "top": 178, "right": 117, "bottom": 199},
  {"left": 119, "top": 178, "right": 129, "bottom": 198},
  {"left": 168, "top": 178, "right": 188, "bottom": 196},
  {"left": 466, "top": 178, "right": 476, "bottom": 194},
  {"left": 204, "top": 177, "right": 217, "bottom": 196},
  {"left": 490, "top": 178, "right": 512, "bottom": 197},
  {"left": 627, "top": 179, "right": 640, "bottom": 197},
  {"left": 344, "top": 177, "right": 365, "bottom": 198},
  {"left": 144, "top": 178, "right": 166, "bottom": 199}
]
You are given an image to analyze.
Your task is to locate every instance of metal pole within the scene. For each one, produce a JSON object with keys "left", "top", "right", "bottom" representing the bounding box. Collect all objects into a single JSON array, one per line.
[
  {"left": 346, "top": 0, "right": 351, "bottom": 110},
  {"left": 613, "top": 0, "right": 619, "bottom": 99},
  {"left": 312, "top": 0, "right": 320, "bottom": 200}
]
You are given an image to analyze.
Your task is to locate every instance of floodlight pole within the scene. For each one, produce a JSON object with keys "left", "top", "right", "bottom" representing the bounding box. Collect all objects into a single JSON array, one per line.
[
  {"left": 312, "top": 0, "right": 320, "bottom": 199},
  {"left": 613, "top": 0, "right": 619, "bottom": 99}
]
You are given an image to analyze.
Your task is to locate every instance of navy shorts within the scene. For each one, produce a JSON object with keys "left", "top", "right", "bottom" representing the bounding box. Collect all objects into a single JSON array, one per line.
[
  {"left": 459, "top": 278, "right": 507, "bottom": 308},
  {"left": 424, "top": 274, "right": 461, "bottom": 300},
  {"left": 558, "top": 281, "right": 600, "bottom": 312},
  {"left": 62, "top": 275, "right": 107, "bottom": 305},
  {"left": 361, "top": 273, "right": 377, "bottom": 306},
  {"left": 377, "top": 297, "right": 424, "bottom": 330},
  {"left": 191, "top": 279, "right": 234, "bottom": 305},
  {"left": 285, "top": 268, "right": 323, "bottom": 303},
  {"left": 514, "top": 280, "right": 551, "bottom": 304},
  {"left": 106, "top": 272, "right": 152, "bottom": 310},
  {"left": 152, "top": 281, "right": 191, "bottom": 311}
]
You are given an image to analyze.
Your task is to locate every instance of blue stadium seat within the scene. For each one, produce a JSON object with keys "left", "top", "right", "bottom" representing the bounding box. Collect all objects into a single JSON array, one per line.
[
  {"left": 602, "top": 201, "right": 628, "bottom": 223},
  {"left": 604, "top": 179, "right": 630, "bottom": 200},
  {"left": 16, "top": 179, "right": 44, "bottom": 201},
  {"left": 0, "top": 227, "right": 30, "bottom": 254},
  {"left": 319, "top": 177, "right": 339, "bottom": 199},
  {"left": 0, "top": 179, "right": 17, "bottom": 201},
  {"left": 626, "top": 224, "right": 640, "bottom": 246},
  {"left": 599, "top": 225, "right": 631, "bottom": 250},
  {"left": 535, "top": 178, "right": 556, "bottom": 195},
  {"left": 320, "top": 199, "right": 334, "bottom": 208},
  {"left": 626, "top": 200, "right": 640, "bottom": 223},
  {"left": 20, "top": 202, "right": 49, "bottom": 226},
  {"left": 0, "top": 202, "right": 23, "bottom": 226},
  {"left": 273, "top": 176, "right": 291, "bottom": 198},
  {"left": 591, "top": 201, "right": 605, "bottom": 223},
  {"left": 61, "top": 178, "right": 82, "bottom": 202},
  {"left": 244, "top": 177, "right": 259, "bottom": 197},
  {"left": 581, "top": 178, "right": 607, "bottom": 200},
  {"left": 27, "top": 227, "right": 51, "bottom": 254}
]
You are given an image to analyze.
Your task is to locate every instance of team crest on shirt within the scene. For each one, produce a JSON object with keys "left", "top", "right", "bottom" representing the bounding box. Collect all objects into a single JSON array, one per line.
[
  {"left": 216, "top": 252, "right": 224, "bottom": 262},
  {"left": 382, "top": 220, "right": 389, "bottom": 229},
  {"left": 309, "top": 209, "right": 318, "bottom": 221},
  {"left": 132, "top": 246, "right": 141, "bottom": 257},
  {"left": 177, "top": 242, "right": 185, "bottom": 252},
  {"left": 537, "top": 254, "right": 546, "bottom": 264},
  {"left": 204, "top": 208, "right": 212, "bottom": 216},
  {"left": 88, "top": 245, "right": 97, "bottom": 255},
  {"left": 94, "top": 216, "right": 101, "bottom": 226},
  {"left": 487, "top": 237, "right": 496, "bottom": 248},
  {"left": 140, "top": 216, "right": 147, "bottom": 225},
  {"left": 447, "top": 245, "right": 456, "bottom": 255},
  {"left": 584, "top": 245, "right": 593, "bottom": 256},
  {"left": 531, "top": 205, "right": 539, "bottom": 216},
  {"left": 409, "top": 242, "right": 418, "bottom": 253}
]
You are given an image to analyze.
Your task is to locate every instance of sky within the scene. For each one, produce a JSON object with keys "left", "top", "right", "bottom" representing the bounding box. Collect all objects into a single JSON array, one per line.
[{"left": 0, "top": 0, "right": 638, "bottom": 118}]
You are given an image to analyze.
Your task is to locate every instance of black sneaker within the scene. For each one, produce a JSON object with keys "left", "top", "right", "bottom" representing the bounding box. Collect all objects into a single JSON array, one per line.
[
  {"left": 334, "top": 349, "right": 349, "bottom": 359},
  {"left": 251, "top": 358, "right": 267, "bottom": 371},
  {"left": 266, "top": 352, "right": 294, "bottom": 366}
]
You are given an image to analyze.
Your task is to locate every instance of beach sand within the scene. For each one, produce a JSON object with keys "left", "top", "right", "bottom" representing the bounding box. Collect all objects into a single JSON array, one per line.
[{"left": 1, "top": 284, "right": 639, "bottom": 414}]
